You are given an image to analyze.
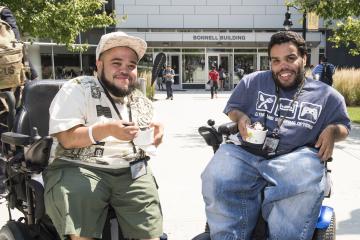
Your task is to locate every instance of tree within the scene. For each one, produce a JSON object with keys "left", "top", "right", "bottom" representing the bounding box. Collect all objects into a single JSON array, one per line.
[
  {"left": 0, "top": 0, "right": 119, "bottom": 51},
  {"left": 289, "top": 0, "right": 360, "bottom": 55}
]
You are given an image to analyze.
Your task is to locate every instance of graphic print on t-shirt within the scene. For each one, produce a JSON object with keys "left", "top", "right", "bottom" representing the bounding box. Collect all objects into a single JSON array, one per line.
[
  {"left": 256, "top": 91, "right": 277, "bottom": 113},
  {"left": 274, "top": 98, "right": 298, "bottom": 119},
  {"left": 298, "top": 102, "right": 322, "bottom": 124},
  {"left": 255, "top": 91, "right": 322, "bottom": 129}
]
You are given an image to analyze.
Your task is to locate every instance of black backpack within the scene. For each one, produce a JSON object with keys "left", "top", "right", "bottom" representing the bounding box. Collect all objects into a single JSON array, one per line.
[{"left": 321, "top": 63, "right": 334, "bottom": 86}]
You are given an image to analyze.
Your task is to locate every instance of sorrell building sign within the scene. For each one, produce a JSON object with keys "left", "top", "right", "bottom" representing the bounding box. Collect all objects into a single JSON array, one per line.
[
  {"left": 184, "top": 32, "right": 256, "bottom": 42},
  {"left": 193, "top": 34, "right": 246, "bottom": 41}
]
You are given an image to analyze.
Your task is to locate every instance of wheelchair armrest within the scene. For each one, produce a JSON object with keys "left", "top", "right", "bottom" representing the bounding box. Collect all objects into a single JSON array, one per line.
[
  {"left": 25, "top": 136, "right": 53, "bottom": 171},
  {"left": 198, "top": 126, "right": 222, "bottom": 147},
  {"left": 218, "top": 122, "right": 239, "bottom": 135},
  {"left": 1, "top": 132, "right": 31, "bottom": 146}
]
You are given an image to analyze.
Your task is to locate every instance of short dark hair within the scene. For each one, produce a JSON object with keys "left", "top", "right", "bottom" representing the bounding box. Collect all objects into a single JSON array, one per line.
[
  {"left": 268, "top": 31, "right": 307, "bottom": 58},
  {"left": 320, "top": 56, "right": 328, "bottom": 62}
]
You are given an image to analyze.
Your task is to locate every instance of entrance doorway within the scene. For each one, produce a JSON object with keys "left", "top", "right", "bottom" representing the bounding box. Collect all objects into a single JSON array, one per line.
[
  {"left": 167, "top": 54, "right": 181, "bottom": 89},
  {"left": 207, "top": 54, "right": 232, "bottom": 90},
  {"left": 258, "top": 53, "right": 270, "bottom": 71}
]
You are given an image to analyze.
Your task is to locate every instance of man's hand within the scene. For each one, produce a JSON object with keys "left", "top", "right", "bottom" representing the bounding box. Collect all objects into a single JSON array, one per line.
[
  {"left": 150, "top": 122, "right": 164, "bottom": 147},
  {"left": 109, "top": 120, "right": 139, "bottom": 141},
  {"left": 315, "top": 125, "right": 338, "bottom": 161},
  {"left": 228, "top": 110, "right": 251, "bottom": 141},
  {"left": 237, "top": 114, "right": 251, "bottom": 141}
]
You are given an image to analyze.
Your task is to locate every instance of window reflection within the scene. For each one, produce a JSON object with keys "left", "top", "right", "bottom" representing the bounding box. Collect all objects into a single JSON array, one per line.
[
  {"left": 182, "top": 54, "right": 206, "bottom": 84},
  {"left": 233, "top": 54, "right": 256, "bottom": 84}
]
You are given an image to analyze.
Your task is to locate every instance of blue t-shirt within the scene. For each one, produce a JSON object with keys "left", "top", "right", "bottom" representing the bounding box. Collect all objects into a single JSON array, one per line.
[{"left": 224, "top": 70, "right": 351, "bottom": 153}]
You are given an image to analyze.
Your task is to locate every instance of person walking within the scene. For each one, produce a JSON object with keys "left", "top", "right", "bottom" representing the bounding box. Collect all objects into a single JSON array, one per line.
[
  {"left": 163, "top": 65, "right": 175, "bottom": 100},
  {"left": 312, "top": 56, "right": 335, "bottom": 86},
  {"left": 208, "top": 66, "right": 219, "bottom": 99}
]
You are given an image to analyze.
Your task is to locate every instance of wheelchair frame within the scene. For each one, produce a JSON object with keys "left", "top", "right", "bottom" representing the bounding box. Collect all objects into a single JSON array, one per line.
[
  {"left": 192, "top": 120, "right": 336, "bottom": 240},
  {"left": 0, "top": 80, "right": 167, "bottom": 240}
]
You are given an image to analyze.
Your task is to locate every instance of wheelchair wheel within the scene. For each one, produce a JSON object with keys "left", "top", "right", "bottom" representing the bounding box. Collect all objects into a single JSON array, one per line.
[
  {"left": 0, "top": 221, "right": 32, "bottom": 240},
  {"left": 312, "top": 212, "right": 336, "bottom": 240}
]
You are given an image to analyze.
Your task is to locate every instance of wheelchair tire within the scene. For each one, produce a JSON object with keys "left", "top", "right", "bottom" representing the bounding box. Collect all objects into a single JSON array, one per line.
[
  {"left": 0, "top": 221, "right": 32, "bottom": 240},
  {"left": 312, "top": 212, "right": 336, "bottom": 240}
]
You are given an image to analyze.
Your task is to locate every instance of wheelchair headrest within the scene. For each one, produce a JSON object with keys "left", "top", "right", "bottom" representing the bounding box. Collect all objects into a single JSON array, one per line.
[{"left": 14, "top": 80, "right": 66, "bottom": 136}]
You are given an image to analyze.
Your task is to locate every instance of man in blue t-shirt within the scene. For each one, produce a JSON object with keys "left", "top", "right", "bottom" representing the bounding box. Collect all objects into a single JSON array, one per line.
[{"left": 201, "top": 31, "right": 351, "bottom": 240}]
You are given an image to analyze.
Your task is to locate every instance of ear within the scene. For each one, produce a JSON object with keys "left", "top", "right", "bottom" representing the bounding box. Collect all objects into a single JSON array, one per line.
[
  {"left": 303, "top": 55, "right": 307, "bottom": 67},
  {"left": 96, "top": 60, "right": 103, "bottom": 72}
]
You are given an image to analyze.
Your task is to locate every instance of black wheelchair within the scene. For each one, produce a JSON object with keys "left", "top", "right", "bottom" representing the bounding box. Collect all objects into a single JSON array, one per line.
[
  {"left": 0, "top": 80, "right": 167, "bottom": 240},
  {"left": 192, "top": 120, "right": 336, "bottom": 240}
]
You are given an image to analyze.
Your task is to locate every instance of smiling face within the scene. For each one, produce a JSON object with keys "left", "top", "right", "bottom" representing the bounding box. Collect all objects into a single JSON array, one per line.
[
  {"left": 96, "top": 46, "right": 138, "bottom": 97},
  {"left": 269, "top": 42, "right": 307, "bottom": 89}
]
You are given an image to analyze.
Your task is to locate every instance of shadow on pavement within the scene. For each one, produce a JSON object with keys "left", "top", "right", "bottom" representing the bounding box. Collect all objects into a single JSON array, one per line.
[
  {"left": 337, "top": 208, "right": 360, "bottom": 235},
  {"left": 172, "top": 133, "right": 208, "bottom": 148},
  {"left": 336, "top": 124, "right": 360, "bottom": 152}
]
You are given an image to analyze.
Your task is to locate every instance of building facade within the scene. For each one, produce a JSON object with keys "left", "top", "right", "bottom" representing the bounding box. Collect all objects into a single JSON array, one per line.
[{"left": 30, "top": 0, "right": 328, "bottom": 89}]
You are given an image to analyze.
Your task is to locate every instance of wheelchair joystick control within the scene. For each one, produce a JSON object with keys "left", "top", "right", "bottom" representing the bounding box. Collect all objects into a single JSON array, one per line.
[
  {"left": 207, "top": 119, "right": 215, "bottom": 127},
  {"left": 31, "top": 127, "right": 41, "bottom": 142}
]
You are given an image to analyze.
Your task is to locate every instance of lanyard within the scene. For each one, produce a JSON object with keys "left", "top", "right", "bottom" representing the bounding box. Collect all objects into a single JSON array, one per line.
[
  {"left": 97, "top": 78, "right": 137, "bottom": 154},
  {"left": 97, "top": 79, "right": 132, "bottom": 122},
  {"left": 273, "top": 79, "right": 305, "bottom": 132}
]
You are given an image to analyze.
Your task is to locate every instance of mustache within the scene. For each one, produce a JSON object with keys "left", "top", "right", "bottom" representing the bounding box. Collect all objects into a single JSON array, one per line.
[{"left": 113, "top": 72, "right": 129, "bottom": 78}]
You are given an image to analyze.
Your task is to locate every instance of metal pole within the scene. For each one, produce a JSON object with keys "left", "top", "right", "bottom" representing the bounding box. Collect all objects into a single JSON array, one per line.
[
  {"left": 303, "top": 10, "right": 307, "bottom": 40},
  {"left": 51, "top": 40, "right": 55, "bottom": 80},
  {"left": 138, "top": 78, "right": 146, "bottom": 95},
  {"left": 79, "top": 33, "right": 83, "bottom": 72}
]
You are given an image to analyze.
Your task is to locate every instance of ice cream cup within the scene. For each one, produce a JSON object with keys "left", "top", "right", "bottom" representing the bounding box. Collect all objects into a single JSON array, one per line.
[
  {"left": 245, "top": 126, "right": 267, "bottom": 144},
  {"left": 133, "top": 127, "right": 154, "bottom": 146}
]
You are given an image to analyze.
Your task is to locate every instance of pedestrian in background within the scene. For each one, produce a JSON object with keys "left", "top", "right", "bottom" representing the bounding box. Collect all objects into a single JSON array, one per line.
[
  {"left": 312, "top": 56, "right": 335, "bottom": 86},
  {"left": 208, "top": 66, "right": 219, "bottom": 99},
  {"left": 218, "top": 67, "right": 226, "bottom": 90},
  {"left": 163, "top": 65, "right": 175, "bottom": 100},
  {"left": 157, "top": 65, "right": 165, "bottom": 91}
]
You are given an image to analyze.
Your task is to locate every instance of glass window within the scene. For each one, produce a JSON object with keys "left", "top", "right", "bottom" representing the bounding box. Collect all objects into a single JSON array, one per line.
[
  {"left": 183, "top": 48, "right": 205, "bottom": 53},
  {"left": 234, "top": 49, "right": 256, "bottom": 53},
  {"left": 138, "top": 53, "right": 153, "bottom": 72},
  {"left": 182, "top": 54, "right": 206, "bottom": 84},
  {"left": 207, "top": 48, "right": 232, "bottom": 53},
  {"left": 154, "top": 48, "right": 181, "bottom": 52},
  {"left": 233, "top": 54, "right": 256, "bottom": 84},
  {"left": 40, "top": 53, "right": 84, "bottom": 80}
]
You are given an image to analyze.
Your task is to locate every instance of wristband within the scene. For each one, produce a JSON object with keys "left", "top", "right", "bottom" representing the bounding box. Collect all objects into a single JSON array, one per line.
[{"left": 88, "top": 125, "right": 99, "bottom": 144}]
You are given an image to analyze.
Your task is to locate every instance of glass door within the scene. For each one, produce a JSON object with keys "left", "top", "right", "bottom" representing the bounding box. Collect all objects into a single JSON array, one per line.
[
  {"left": 168, "top": 54, "right": 181, "bottom": 89},
  {"left": 219, "top": 54, "right": 232, "bottom": 90},
  {"left": 206, "top": 54, "right": 219, "bottom": 89},
  {"left": 207, "top": 55, "right": 219, "bottom": 70},
  {"left": 257, "top": 53, "right": 269, "bottom": 71}
]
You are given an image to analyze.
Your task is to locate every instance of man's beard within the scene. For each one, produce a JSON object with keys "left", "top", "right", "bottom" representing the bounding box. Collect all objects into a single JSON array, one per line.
[
  {"left": 99, "top": 68, "right": 138, "bottom": 97},
  {"left": 272, "top": 67, "right": 305, "bottom": 90}
]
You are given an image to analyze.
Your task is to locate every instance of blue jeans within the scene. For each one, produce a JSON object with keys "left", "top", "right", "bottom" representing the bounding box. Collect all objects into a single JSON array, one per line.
[
  {"left": 165, "top": 81, "right": 173, "bottom": 99},
  {"left": 201, "top": 144, "right": 326, "bottom": 240}
]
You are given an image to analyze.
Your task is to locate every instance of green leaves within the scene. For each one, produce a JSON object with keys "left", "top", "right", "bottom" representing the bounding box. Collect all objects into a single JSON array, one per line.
[
  {"left": 0, "top": 0, "right": 117, "bottom": 51},
  {"left": 290, "top": 0, "right": 360, "bottom": 55}
]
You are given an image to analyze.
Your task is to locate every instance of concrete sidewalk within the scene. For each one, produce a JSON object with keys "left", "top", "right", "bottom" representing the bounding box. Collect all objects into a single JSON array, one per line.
[
  {"left": 151, "top": 90, "right": 360, "bottom": 240},
  {"left": 1, "top": 89, "right": 359, "bottom": 240}
]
